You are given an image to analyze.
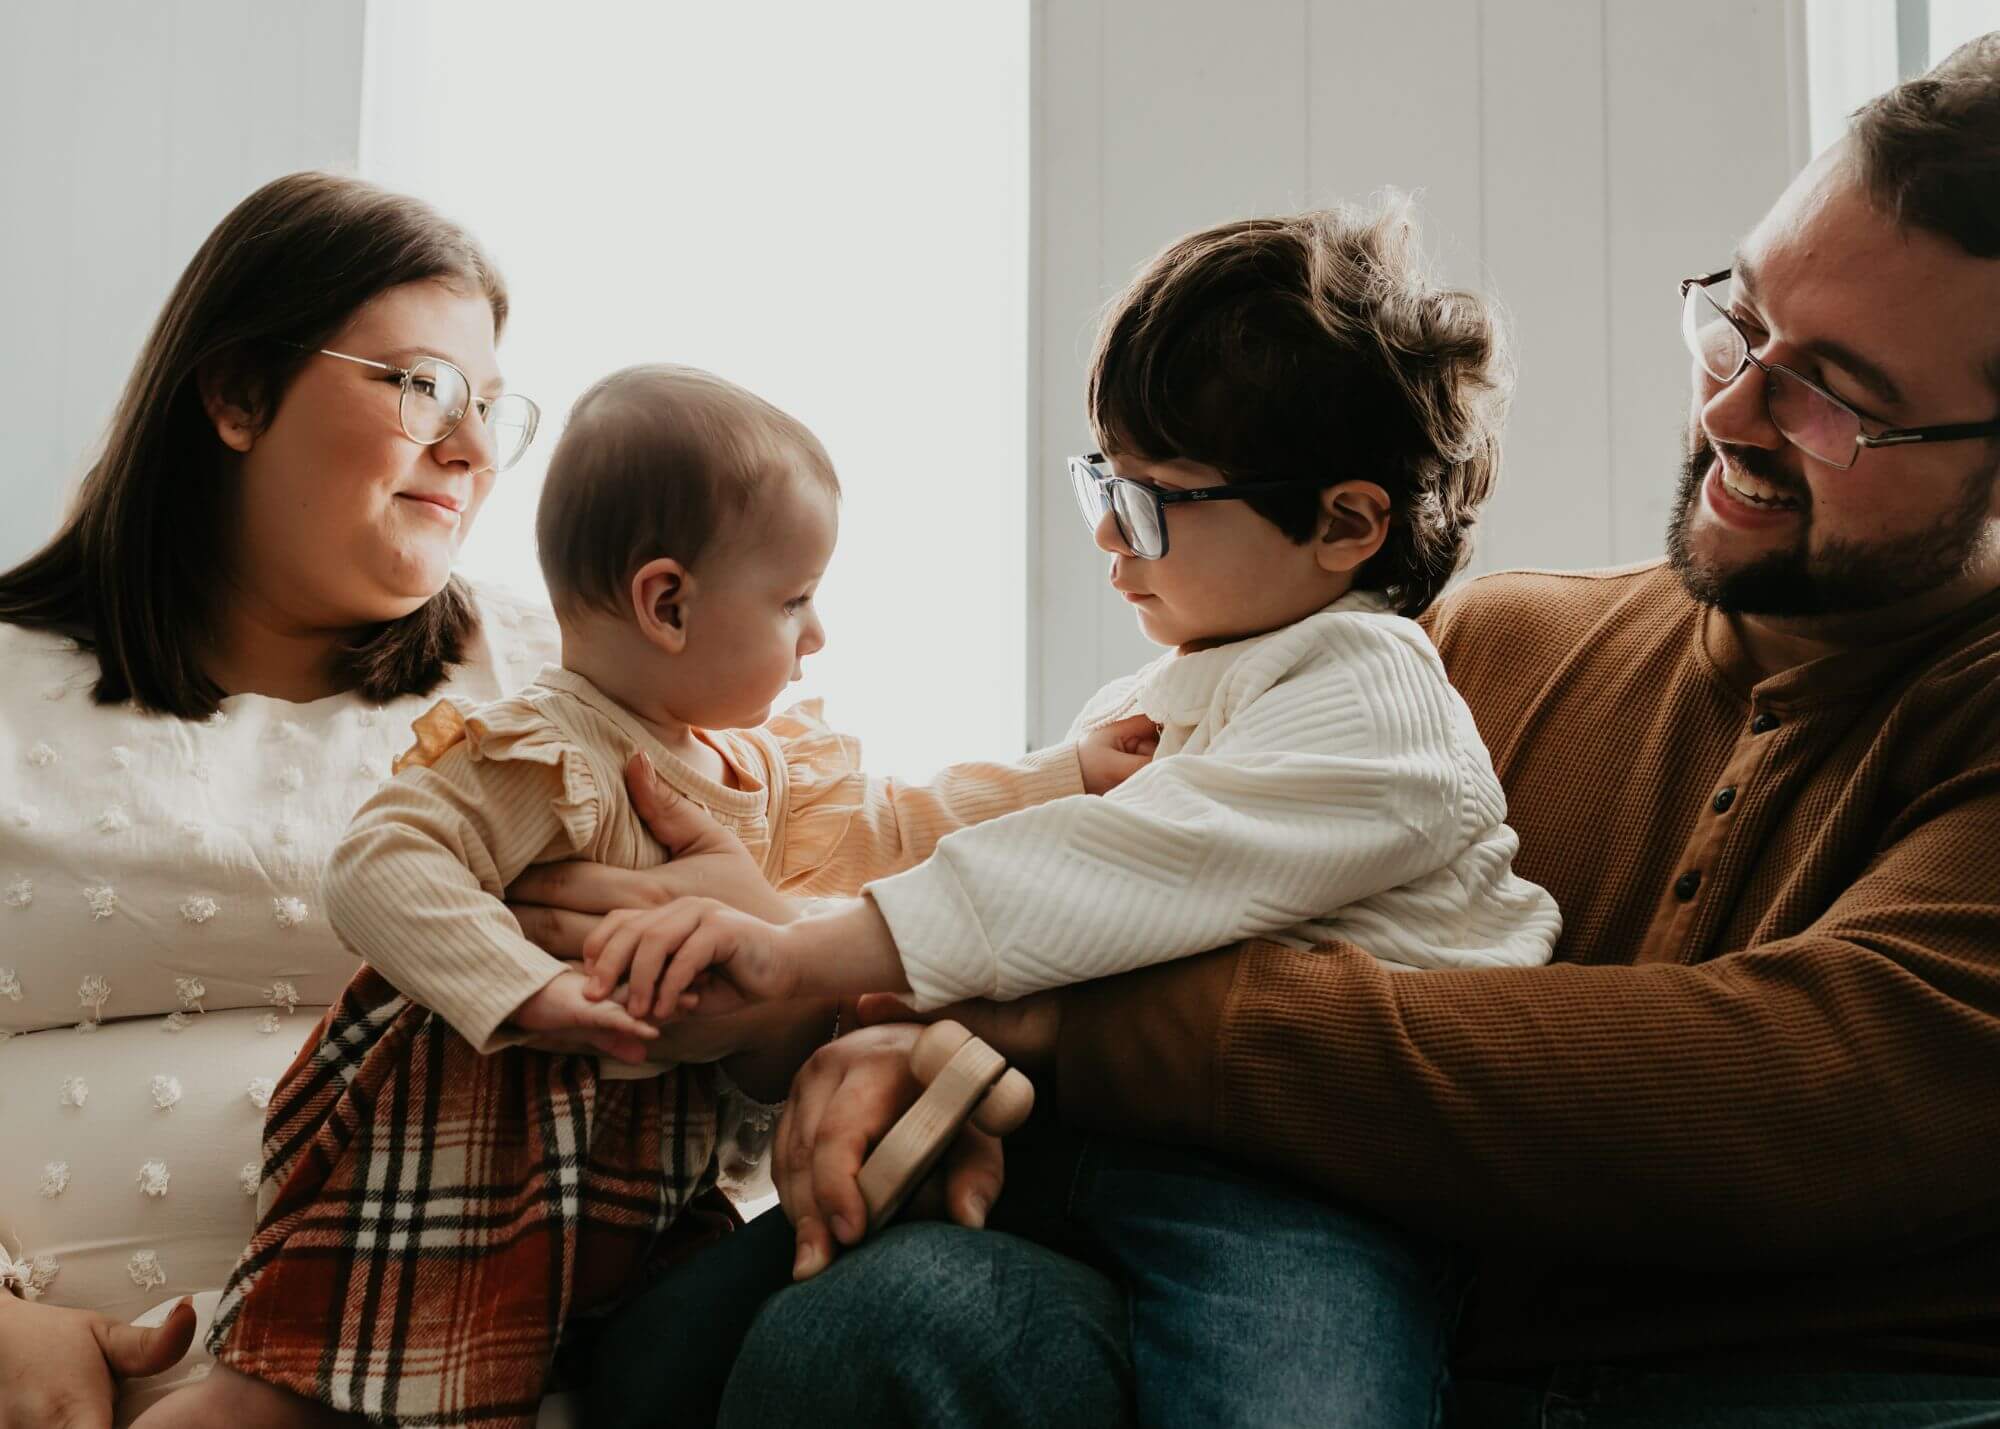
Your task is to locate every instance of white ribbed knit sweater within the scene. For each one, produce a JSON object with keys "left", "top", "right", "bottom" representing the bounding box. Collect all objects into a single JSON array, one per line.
[{"left": 869, "top": 591, "right": 1562, "bottom": 1008}]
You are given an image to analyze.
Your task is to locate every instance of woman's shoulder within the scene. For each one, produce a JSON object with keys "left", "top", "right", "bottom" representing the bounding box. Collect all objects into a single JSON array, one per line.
[
  {"left": 446, "top": 582, "right": 561, "bottom": 702},
  {"left": 0, "top": 619, "right": 98, "bottom": 704}
]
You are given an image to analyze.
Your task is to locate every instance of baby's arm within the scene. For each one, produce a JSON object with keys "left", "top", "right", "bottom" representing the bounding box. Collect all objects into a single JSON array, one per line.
[
  {"left": 780, "top": 715, "right": 1158, "bottom": 897},
  {"left": 326, "top": 744, "right": 653, "bottom": 1055}
]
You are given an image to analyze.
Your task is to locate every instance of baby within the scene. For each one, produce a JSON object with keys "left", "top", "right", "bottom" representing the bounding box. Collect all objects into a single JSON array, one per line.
[
  {"left": 593, "top": 201, "right": 1564, "bottom": 1427},
  {"left": 151, "top": 367, "right": 1147, "bottom": 1429}
]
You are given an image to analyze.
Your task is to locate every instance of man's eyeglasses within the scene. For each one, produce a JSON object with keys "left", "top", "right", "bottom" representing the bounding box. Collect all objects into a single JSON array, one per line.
[
  {"left": 1066, "top": 452, "right": 1323, "bottom": 560},
  {"left": 294, "top": 346, "right": 542, "bottom": 473},
  {"left": 1678, "top": 270, "right": 2000, "bottom": 470}
]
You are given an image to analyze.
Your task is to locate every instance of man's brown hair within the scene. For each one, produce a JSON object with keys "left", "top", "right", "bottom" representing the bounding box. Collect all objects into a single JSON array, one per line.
[
  {"left": 1852, "top": 32, "right": 2000, "bottom": 259},
  {"left": 0, "top": 171, "right": 507, "bottom": 716},
  {"left": 1087, "top": 195, "right": 1511, "bottom": 617},
  {"left": 536, "top": 365, "right": 840, "bottom": 619}
]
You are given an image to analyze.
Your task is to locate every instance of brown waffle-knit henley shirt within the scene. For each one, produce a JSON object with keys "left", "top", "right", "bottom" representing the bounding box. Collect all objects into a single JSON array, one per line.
[{"left": 1056, "top": 560, "right": 2000, "bottom": 1373}]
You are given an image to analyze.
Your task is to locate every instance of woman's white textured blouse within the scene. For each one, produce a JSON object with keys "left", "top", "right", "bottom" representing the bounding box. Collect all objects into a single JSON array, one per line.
[{"left": 0, "top": 586, "right": 559, "bottom": 1325}]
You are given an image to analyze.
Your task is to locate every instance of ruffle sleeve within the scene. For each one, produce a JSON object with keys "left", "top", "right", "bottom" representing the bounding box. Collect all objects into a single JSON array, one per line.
[
  {"left": 390, "top": 696, "right": 602, "bottom": 854},
  {"left": 765, "top": 700, "right": 871, "bottom": 891},
  {"left": 766, "top": 700, "right": 1087, "bottom": 896}
]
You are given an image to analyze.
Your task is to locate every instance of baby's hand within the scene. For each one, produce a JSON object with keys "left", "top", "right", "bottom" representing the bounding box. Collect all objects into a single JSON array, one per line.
[
  {"left": 1077, "top": 713, "right": 1161, "bottom": 795},
  {"left": 583, "top": 899, "right": 803, "bottom": 1020},
  {"left": 511, "top": 968, "right": 660, "bottom": 1063}
]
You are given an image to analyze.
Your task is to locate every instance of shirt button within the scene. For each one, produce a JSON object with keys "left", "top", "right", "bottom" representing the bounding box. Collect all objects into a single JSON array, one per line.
[
  {"left": 1674, "top": 870, "right": 1702, "bottom": 901},
  {"left": 1712, "top": 787, "right": 1736, "bottom": 814},
  {"left": 1750, "top": 712, "right": 1780, "bottom": 734}
]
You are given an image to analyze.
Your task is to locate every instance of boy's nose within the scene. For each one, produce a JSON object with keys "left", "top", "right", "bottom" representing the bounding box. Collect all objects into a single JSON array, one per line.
[{"left": 1091, "top": 507, "right": 1133, "bottom": 557}]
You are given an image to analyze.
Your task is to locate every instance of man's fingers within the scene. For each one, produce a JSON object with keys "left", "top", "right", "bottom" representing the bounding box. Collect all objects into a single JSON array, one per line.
[
  {"left": 96, "top": 1297, "right": 196, "bottom": 1379},
  {"left": 812, "top": 1065, "right": 917, "bottom": 1245},
  {"left": 941, "top": 1124, "right": 1004, "bottom": 1230},
  {"left": 790, "top": 1214, "right": 835, "bottom": 1281},
  {"left": 853, "top": 993, "right": 924, "bottom": 1027}
]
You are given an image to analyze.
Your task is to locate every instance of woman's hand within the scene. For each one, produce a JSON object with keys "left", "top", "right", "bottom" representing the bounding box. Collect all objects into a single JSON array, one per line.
[
  {"left": 0, "top": 1291, "right": 195, "bottom": 1428},
  {"left": 506, "top": 753, "right": 799, "bottom": 959},
  {"left": 1077, "top": 714, "right": 1161, "bottom": 795},
  {"left": 773, "top": 1024, "right": 1006, "bottom": 1282}
]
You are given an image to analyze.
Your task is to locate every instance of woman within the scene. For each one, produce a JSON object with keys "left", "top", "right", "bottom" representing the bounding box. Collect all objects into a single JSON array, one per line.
[{"left": 0, "top": 171, "right": 810, "bottom": 1427}]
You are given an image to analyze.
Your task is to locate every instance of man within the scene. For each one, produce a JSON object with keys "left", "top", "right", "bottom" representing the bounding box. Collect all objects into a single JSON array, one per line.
[{"left": 576, "top": 37, "right": 2000, "bottom": 1428}]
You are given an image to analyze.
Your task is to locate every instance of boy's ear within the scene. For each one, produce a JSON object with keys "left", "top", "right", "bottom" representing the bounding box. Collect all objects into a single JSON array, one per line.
[
  {"left": 631, "top": 558, "right": 694, "bottom": 654},
  {"left": 1314, "top": 481, "right": 1392, "bottom": 575},
  {"left": 197, "top": 360, "right": 264, "bottom": 454}
]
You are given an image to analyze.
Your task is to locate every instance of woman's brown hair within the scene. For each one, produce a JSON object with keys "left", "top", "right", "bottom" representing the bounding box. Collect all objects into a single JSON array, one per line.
[
  {"left": 1088, "top": 195, "right": 1511, "bottom": 617},
  {"left": 0, "top": 171, "right": 509, "bottom": 716}
]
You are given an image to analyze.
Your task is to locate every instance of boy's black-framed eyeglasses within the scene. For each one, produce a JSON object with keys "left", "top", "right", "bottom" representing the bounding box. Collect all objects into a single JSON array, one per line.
[
  {"left": 1678, "top": 269, "right": 2000, "bottom": 470},
  {"left": 1066, "top": 452, "right": 1324, "bottom": 560}
]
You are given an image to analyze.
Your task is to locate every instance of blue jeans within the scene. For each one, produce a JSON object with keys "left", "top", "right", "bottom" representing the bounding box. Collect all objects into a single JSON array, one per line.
[
  {"left": 685, "top": 1227, "right": 2000, "bottom": 1428},
  {"left": 586, "top": 1128, "right": 1464, "bottom": 1428},
  {"left": 989, "top": 1130, "right": 1466, "bottom": 1428}
]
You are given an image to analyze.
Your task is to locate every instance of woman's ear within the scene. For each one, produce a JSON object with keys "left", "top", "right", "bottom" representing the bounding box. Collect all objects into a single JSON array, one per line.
[
  {"left": 631, "top": 558, "right": 694, "bottom": 654},
  {"left": 1314, "top": 481, "right": 1392, "bottom": 575},
  {"left": 196, "top": 361, "right": 263, "bottom": 454}
]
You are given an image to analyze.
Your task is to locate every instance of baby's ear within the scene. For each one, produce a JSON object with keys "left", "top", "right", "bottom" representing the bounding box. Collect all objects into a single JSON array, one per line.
[
  {"left": 631, "top": 558, "right": 693, "bottom": 653},
  {"left": 1314, "top": 480, "right": 1392, "bottom": 575}
]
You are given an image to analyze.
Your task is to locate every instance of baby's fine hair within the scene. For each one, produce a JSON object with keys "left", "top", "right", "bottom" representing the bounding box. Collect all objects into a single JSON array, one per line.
[
  {"left": 1088, "top": 195, "right": 1512, "bottom": 616},
  {"left": 535, "top": 365, "right": 840, "bottom": 619}
]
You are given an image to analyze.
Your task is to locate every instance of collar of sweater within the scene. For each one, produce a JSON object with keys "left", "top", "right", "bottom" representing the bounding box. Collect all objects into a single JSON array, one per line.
[{"left": 1126, "top": 589, "right": 1395, "bottom": 730}]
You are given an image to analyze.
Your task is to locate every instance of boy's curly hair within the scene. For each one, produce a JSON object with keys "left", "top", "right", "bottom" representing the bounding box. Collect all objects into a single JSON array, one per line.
[{"left": 1088, "top": 195, "right": 1511, "bottom": 616}]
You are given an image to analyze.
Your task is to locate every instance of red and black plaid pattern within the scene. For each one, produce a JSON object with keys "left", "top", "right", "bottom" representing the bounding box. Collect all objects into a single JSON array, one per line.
[{"left": 207, "top": 967, "right": 730, "bottom": 1427}]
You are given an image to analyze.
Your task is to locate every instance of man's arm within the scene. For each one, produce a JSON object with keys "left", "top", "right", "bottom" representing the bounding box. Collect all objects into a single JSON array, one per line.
[{"left": 1055, "top": 764, "right": 2000, "bottom": 1269}]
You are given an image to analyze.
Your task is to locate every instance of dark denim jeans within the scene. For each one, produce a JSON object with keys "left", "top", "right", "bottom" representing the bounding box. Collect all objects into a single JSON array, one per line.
[
  {"left": 989, "top": 1130, "right": 1467, "bottom": 1428},
  {"left": 587, "top": 1128, "right": 1465, "bottom": 1428}
]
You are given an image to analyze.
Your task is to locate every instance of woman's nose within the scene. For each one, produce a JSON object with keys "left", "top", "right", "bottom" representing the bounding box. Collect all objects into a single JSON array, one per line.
[{"left": 433, "top": 405, "right": 500, "bottom": 475}]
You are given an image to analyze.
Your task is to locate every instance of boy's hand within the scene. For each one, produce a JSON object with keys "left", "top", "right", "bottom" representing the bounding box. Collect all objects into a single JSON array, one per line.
[
  {"left": 583, "top": 898, "right": 803, "bottom": 1020},
  {"left": 510, "top": 968, "right": 660, "bottom": 1063},
  {"left": 1077, "top": 713, "right": 1161, "bottom": 795}
]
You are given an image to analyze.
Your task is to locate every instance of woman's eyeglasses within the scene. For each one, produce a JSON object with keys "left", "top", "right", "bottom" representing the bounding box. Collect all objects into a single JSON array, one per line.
[
  {"left": 1066, "top": 452, "right": 1325, "bottom": 560},
  {"left": 296, "top": 346, "right": 542, "bottom": 473}
]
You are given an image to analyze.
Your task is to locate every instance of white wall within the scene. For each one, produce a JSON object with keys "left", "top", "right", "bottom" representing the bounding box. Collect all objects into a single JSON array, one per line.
[
  {"left": 1027, "top": 0, "right": 1810, "bottom": 742},
  {"left": 0, "top": 1, "right": 366, "bottom": 568}
]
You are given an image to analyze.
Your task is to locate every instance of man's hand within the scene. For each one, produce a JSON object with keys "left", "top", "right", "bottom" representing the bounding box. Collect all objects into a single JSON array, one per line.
[
  {"left": 509, "top": 968, "right": 659, "bottom": 1063},
  {"left": 506, "top": 753, "right": 798, "bottom": 959},
  {"left": 774, "top": 1024, "right": 1005, "bottom": 1281},
  {"left": 581, "top": 899, "right": 800, "bottom": 1020},
  {"left": 854, "top": 989, "right": 1063, "bottom": 1081},
  {"left": 0, "top": 1291, "right": 195, "bottom": 1428},
  {"left": 1077, "top": 714, "right": 1161, "bottom": 795}
]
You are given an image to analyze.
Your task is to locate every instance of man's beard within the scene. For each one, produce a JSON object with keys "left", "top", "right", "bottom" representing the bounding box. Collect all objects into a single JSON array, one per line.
[{"left": 1665, "top": 425, "right": 1993, "bottom": 617}]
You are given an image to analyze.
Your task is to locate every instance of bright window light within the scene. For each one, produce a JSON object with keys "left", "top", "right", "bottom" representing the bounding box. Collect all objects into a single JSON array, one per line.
[{"left": 361, "top": 1, "right": 1029, "bottom": 779}]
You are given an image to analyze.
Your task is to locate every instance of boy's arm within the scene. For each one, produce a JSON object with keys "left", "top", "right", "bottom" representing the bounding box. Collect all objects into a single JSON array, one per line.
[{"left": 867, "top": 633, "right": 1509, "bottom": 1009}]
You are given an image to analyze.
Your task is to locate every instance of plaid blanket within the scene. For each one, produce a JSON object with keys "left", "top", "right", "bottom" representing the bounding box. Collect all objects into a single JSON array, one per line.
[{"left": 207, "top": 967, "right": 734, "bottom": 1427}]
